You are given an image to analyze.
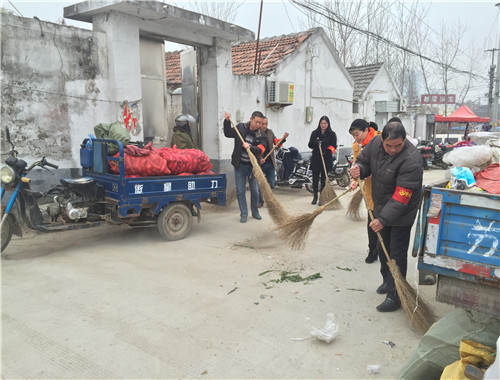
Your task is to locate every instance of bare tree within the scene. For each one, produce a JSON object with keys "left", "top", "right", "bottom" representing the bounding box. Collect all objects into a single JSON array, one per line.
[
  {"left": 433, "top": 21, "right": 465, "bottom": 114},
  {"left": 172, "top": 1, "right": 244, "bottom": 23}
]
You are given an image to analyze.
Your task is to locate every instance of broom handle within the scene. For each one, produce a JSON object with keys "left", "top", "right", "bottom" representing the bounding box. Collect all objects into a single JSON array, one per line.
[
  {"left": 355, "top": 178, "right": 391, "bottom": 262},
  {"left": 318, "top": 142, "right": 330, "bottom": 179},
  {"left": 318, "top": 188, "right": 350, "bottom": 211},
  {"left": 263, "top": 134, "right": 287, "bottom": 161}
]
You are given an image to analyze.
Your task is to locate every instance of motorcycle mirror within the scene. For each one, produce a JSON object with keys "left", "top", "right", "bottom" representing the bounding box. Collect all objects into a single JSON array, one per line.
[{"left": 5, "top": 127, "right": 15, "bottom": 150}]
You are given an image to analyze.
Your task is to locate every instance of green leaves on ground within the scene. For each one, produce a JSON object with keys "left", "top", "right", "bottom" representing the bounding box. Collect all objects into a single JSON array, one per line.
[{"left": 259, "top": 270, "right": 322, "bottom": 284}]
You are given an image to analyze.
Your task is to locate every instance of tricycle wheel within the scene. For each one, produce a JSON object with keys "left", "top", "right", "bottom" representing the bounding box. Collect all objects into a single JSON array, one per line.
[
  {"left": 157, "top": 203, "right": 193, "bottom": 241},
  {"left": 1, "top": 214, "right": 15, "bottom": 253}
]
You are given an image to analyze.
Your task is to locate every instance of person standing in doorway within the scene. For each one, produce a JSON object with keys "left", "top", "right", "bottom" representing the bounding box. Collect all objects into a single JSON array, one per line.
[
  {"left": 350, "top": 121, "right": 423, "bottom": 312},
  {"left": 308, "top": 116, "right": 337, "bottom": 205},
  {"left": 171, "top": 114, "right": 197, "bottom": 149},
  {"left": 223, "top": 111, "right": 266, "bottom": 223}
]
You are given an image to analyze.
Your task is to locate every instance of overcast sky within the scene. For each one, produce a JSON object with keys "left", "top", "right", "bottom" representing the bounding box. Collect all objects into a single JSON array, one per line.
[{"left": 2, "top": 0, "right": 498, "bottom": 46}]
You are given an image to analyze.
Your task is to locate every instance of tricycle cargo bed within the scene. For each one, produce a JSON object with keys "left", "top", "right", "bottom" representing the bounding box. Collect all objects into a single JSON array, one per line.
[
  {"left": 80, "top": 139, "right": 226, "bottom": 218},
  {"left": 415, "top": 183, "right": 500, "bottom": 316}
]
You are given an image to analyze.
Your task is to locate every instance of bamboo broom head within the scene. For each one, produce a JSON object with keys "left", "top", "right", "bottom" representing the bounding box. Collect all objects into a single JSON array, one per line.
[
  {"left": 318, "top": 182, "right": 341, "bottom": 210},
  {"left": 388, "top": 260, "right": 437, "bottom": 334},
  {"left": 276, "top": 208, "right": 324, "bottom": 250},
  {"left": 346, "top": 189, "right": 363, "bottom": 221},
  {"left": 249, "top": 151, "right": 289, "bottom": 226}
]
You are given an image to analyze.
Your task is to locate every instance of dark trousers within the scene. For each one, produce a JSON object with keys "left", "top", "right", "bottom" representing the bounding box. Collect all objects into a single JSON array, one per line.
[
  {"left": 367, "top": 212, "right": 378, "bottom": 256},
  {"left": 377, "top": 225, "right": 412, "bottom": 300},
  {"left": 312, "top": 170, "right": 326, "bottom": 194}
]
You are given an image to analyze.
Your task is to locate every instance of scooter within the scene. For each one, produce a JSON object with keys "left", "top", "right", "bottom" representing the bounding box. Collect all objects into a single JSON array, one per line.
[
  {"left": 274, "top": 146, "right": 350, "bottom": 193},
  {"left": 417, "top": 140, "right": 453, "bottom": 170}
]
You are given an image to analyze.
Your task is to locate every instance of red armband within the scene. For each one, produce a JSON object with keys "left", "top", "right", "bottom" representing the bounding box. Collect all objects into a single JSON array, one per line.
[
  {"left": 328, "top": 146, "right": 336, "bottom": 154},
  {"left": 392, "top": 186, "right": 413, "bottom": 205},
  {"left": 257, "top": 144, "right": 265, "bottom": 155},
  {"left": 273, "top": 138, "right": 282, "bottom": 146}
]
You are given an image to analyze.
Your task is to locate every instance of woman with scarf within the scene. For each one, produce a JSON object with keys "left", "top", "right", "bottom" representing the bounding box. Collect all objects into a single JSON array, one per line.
[
  {"left": 349, "top": 119, "right": 381, "bottom": 263},
  {"left": 171, "top": 114, "right": 197, "bottom": 149}
]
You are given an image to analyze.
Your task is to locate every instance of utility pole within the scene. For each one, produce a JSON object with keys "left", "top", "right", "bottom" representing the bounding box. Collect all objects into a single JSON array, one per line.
[
  {"left": 493, "top": 3, "right": 500, "bottom": 127},
  {"left": 485, "top": 48, "right": 498, "bottom": 118}
]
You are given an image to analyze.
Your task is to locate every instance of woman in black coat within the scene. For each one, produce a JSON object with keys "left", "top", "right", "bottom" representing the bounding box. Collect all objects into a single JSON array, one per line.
[{"left": 308, "top": 115, "right": 337, "bottom": 204}]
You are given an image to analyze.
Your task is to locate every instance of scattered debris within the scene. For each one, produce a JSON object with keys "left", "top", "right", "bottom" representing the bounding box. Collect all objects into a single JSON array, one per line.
[
  {"left": 336, "top": 266, "right": 355, "bottom": 271},
  {"left": 367, "top": 364, "right": 381, "bottom": 374},
  {"left": 232, "top": 241, "right": 256, "bottom": 250},
  {"left": 201, "top": 370, "right": 208, "bottom": 375},
  {"left": 346, "top": 288, "right": 365, "bottom": 292},
  {"left": 227, "top": 287, "right": 238, "bottom": 295},
  {"left": 311, "top": 313, "right": 339, "bottom": 343},
  {"left": 383, "top": 340, "right": 395, "bottom": 348},
  {"left": 259, "top": 270, "right": 322, "bottom": 284}
]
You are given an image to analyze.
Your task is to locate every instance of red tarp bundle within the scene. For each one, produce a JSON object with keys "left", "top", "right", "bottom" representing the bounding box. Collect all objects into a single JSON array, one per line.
[
  {"left": 474, "top": 163, "right": 500, "bottom": 195},
  {"left": 109, "top": 144, "right": 213, "bottom": 177},
  {"left": 434, "top": 105, "right": 490, "bottom": 123}
]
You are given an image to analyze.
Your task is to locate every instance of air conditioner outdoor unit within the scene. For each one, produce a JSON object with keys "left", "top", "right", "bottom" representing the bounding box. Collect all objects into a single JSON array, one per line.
[{"left": 267, "top": 81, "right": 294, "bottom": 105}]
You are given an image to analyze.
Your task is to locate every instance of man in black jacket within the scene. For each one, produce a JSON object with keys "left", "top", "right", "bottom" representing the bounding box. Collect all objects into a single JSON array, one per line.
[
  {"left": 223, "top": 111, "right": 266, "bottom": 223},
  {"left": 350, "top": 121, "right": 423, "bottom": 312}
]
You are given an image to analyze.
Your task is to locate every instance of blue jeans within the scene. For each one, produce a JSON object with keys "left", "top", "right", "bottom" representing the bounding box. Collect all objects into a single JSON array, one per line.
[
  {"left": 234, "top": 163, "right": 259, "bottom": 218},
  {"left": 258, "top": 161, "right": 276, "bottom": 204}
]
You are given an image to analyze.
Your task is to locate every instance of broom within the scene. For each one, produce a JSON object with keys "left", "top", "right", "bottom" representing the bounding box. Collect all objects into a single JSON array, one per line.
[
  {"left": 229, "top": 119, "right": 290, "bottom": 226},
  {"left": 355, "top": 178, "right": 436, "bottom": 333},
  {"left": 318, "top": 143, "right": 341, "bottom": 210},
  {"left": 276, "top": 188, "right": 351, "bottom": 250},
  {"left": 346, "top": 187, "right": 364, "bottom": 221},
  {"left": 262, "top": 134, "right": 287, "bottom": 161}
]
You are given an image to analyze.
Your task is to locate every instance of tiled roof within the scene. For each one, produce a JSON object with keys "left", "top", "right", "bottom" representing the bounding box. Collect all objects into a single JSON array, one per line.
[
  {"left": 232, "top": 29, "right": 315, "bottom": 75},
  {"left": 165, "top": 50, "right": 182, "bottom": 87},
  {"left": 346, "top": 63, "right": 383, "bottom": 99},
  {"left": 165, "top": 29, "right": 317, "bottom": 84}
]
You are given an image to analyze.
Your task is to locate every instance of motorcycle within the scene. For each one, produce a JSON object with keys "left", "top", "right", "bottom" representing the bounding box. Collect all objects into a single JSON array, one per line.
[
  {"left": 417, "top": 140, "right": 453, "bottom": 170},
  {"left": 274, "top": 146, "right": 351, "bottom": 193},
  {"left": 1, "top": 128, "right": 107, "bottom": 252}
]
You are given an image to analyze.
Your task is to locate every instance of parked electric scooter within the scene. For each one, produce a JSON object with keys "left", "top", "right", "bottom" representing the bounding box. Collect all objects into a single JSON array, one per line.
[
  {"left": 417, "top": 140, "right": 453, "bottom": 170},
  {"left": 274, "top": 146, "right": 350, "bottom": 193}
]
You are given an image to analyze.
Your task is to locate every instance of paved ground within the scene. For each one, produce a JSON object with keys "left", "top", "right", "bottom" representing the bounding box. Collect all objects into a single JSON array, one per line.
[{"left": 2, "top": 169, "right": 453, "bottom": 379}]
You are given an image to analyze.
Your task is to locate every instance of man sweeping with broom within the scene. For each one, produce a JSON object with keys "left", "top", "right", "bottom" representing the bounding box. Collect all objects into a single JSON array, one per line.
[
  {"left": 350, "top": 121, "right": 423, "bottom": 312},
  {"left": 223, "top": 111, "right": 266, "bottom": 223}
]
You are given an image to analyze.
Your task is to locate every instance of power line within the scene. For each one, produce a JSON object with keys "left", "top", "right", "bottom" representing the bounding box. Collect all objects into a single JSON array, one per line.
[
  {"left": 291, "top": 0, "right": 487, "bottom": 80},
  {"left": 1, "top": 83, "right": 123, "bottom": 104}
]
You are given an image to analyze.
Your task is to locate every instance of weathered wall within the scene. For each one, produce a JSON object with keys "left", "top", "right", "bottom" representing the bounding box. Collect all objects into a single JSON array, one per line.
[{"left": 1, "top": 12, "right": 114, "bottom": 188}]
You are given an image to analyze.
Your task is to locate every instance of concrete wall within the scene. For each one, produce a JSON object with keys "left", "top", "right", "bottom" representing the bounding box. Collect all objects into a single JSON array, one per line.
[{"left": 1, "top": 13, "right": 114, "bottom": 171}]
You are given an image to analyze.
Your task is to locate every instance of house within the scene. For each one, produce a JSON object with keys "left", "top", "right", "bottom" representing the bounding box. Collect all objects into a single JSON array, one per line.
[
  {"left": 168, "top": 28, "right": 355, "bottom": 160},
  {"left": 347, "top": 63, "right": 411, "bottom": 133}
]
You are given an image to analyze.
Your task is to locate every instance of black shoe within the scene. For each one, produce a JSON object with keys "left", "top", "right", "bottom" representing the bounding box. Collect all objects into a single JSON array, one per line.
[
  {"left": 376, "top": 297, "right": 401, "bottom": 312},
  {"left": 311, "top": 195, "right": 318, "bottom": 205},
  {"left": 365, "top": 252, "right": 378, "bottom": 263},
  {"left": 376, "top": 283, "right": 388, "bottom": 294}
]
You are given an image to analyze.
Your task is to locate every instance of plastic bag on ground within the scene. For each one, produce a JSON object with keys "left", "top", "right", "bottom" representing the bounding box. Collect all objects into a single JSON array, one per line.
[{"left": 311, "top": 313, "right": 339, "bottom": 343}]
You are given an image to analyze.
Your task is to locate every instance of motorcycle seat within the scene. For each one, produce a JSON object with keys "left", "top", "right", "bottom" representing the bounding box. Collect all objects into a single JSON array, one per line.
[{"left": 60, "top": 177, "right": 96, "bottom": 187}]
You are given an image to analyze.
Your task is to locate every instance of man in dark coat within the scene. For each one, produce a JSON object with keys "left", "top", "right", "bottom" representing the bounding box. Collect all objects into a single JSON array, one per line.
[
  {"left": 223, "top": 111, "right": 266, "bottom": 223},
  {"left": 350, "top": 121, "right": 423, "bottom": 312}
]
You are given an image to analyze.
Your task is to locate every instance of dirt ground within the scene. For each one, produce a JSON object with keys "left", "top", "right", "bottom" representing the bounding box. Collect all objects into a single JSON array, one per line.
[{"left": 1, "top": 169, "right": 453, "bottom": 379}]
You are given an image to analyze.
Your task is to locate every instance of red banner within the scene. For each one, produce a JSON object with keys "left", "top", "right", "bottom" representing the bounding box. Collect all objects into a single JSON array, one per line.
[{"left": 421, "top": 94, "right": 456, "bottom": 105}]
